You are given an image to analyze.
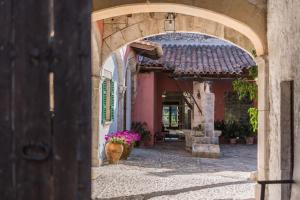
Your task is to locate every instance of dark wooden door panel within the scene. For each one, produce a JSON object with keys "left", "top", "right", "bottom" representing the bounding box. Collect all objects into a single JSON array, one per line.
[
  {"left": 0, "top": 0, "right": 13, "bottom": 199},
  {"left": 0, "top": 0, "right": 92, "bottom": 199},
  {"left": 13, "top": 0, "right": 52, "bottom": 199},
  {"left": 52, "top": 0, "right": 91, "bottom": 199}
]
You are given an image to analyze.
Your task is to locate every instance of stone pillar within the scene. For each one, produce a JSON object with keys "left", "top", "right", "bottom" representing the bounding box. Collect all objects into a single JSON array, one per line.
[
  {"left": 255, "top": 56, "right": 270, "bottom": 198},
  {"left": 125, "top": 54, "right": 137, "bottom": 130},
  {"left": 201, "top": 82, "right": 215, "bottom": 138},
  {"left": 114, "top": 51, "right": 126, "bottom": 131},
  {"left": 91, "top": 23, "right": 102, "bottom": 167},
  {"left": 192, "top": 81, "right": 203, "bottom": 129},
  {"left": 191, "top": 81, "right": 220, "bottom": 158},
  {"left": 192, "top": 81, "right": 215, "bottom": 137},
  {"left": 117, "top": 85, "right": 126, "bottom": 130},
  {"left": 91, "top": 76, "right": 100, "bottom": 167},
  {"left": 125, "top": 68, "right": 132, "bottom": 130}
]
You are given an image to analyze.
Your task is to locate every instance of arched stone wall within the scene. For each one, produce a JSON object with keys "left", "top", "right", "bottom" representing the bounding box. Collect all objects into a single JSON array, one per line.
[
  {"left": 92, "top": 5, "right": 270, "bottom": 198},
  {"left": 92, "top": 1, "right": 267, "bottom": 55},
  {"left": 101, "top": 13, "right": 257, "bottom": 63}
]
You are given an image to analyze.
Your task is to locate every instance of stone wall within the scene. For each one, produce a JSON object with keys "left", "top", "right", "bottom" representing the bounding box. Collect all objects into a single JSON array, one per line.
[
  {"left": 101, "top": 13, "right": 256, "bottom": 62},
  {"left": 93, "top": 0, "right": 267, "bottom": 55},
  {"left": 268, "top": 0, "right": 300, "bottom": 199}
]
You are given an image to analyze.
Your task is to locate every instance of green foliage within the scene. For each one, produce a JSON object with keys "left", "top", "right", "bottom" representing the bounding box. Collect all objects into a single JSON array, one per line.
[
  {"left": 248, "top": 66, "right": 258, "bottom": 78},
  {"left": 224, "top": 120, "right": 240, "bottom": 139},
  {"left": 216, "top": 120, "right": 255, "bottom": 141},
  {"left": 248, "top": 107, "right": 258, "bottom": 134},
  {"left": 214, "top": 120, "right": 226, "bottom": 132},
  {"left": 131, "top": 122, "right": 151, "bottom": 143},
  {"left": 107, "top": 137, "right": 125, "bottom": 144},
  {"left": 232, "top": 66, "right": 258, "bottom": 101},
  {"left": 232, "top": 64, "right": 258, "bottom": 136},
  {"left": 233, "top": 79, "right": 257, "bottom": 101},
  {"left": 252, "top": 49, "right": 257, "bottom": 58},
  {"left": 216, "top": 120, "right": 239, "bottom": 139}
]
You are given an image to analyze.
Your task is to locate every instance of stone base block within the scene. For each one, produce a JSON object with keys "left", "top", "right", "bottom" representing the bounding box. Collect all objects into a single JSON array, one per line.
[
  {"left": 192, "top": 144, "right": 220, "bottom": 158},
  {"left": 193, "top": 136, "right": 211, "bottom": 144},
  {"left": 193, "top": 136, "right": 219, "bottom": 144},
  {"left": 185, "top": 146, "right": 192, "bottom": 152}
]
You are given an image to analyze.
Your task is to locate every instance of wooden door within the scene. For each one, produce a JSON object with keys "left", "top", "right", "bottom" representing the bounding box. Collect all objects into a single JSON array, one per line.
[{"left": 0, "top": 0, "right": 92, "bottom": 199}]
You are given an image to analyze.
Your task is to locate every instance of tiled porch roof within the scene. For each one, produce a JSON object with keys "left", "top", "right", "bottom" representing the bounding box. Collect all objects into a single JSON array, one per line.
[{"left": 138, "top": 44, "right": 256, "bottom": 77}]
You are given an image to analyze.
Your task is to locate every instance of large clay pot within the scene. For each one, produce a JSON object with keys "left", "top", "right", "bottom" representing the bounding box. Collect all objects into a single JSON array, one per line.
[
  {"left": 105, "top": 142, "right": 124, "bottom": 164},
  {"left": 246, "top": 137, "right": 254, "bottom": 145},
  {"left": 121, "top": 143, "right": 133, "bottom": 160}
]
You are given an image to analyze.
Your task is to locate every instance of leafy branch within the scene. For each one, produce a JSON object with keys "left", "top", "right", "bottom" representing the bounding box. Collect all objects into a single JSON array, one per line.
[{"left": 232, "top": 64, "right": 258, "bottom": 134}]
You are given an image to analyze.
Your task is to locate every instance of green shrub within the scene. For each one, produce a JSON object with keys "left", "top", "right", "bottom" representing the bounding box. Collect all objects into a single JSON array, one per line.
[{"left": 131, "top": 122, "right": 151, "bottom": 144}]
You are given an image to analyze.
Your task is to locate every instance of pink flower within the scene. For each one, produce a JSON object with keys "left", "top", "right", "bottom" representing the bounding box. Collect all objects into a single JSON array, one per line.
[{"left": 105, "top": 130, "right": 141, "bottom": 145}]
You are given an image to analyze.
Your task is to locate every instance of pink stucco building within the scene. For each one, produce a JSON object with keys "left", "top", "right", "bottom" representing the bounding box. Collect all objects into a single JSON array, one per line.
[{"left": 131, "top": 33, "right": 255, "bottom": 145}]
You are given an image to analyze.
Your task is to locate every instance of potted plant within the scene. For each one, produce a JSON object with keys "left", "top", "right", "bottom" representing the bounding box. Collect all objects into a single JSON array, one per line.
[
  {"left": 131, "top": 122, "right": 151, "bottom": 146},
  {"left": 119, "top": 131, "right": 141, "bottom": 160},
  {"left": 229, "top": 134, "right": 238, "bottom": 144},
  {"left": 225, "top": 120, "right": 239, "bottom": 144},
  {"left": 215, "top": 120, "right": 226, "bottom": 144},
  {"left": 105, "top": 134, "right": 125, "bottom": 164}
]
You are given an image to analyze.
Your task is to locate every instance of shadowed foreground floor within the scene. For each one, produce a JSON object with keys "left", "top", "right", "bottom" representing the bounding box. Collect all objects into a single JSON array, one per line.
[{"left": 92, "top": 142, "right": 257, "bottom": 200}]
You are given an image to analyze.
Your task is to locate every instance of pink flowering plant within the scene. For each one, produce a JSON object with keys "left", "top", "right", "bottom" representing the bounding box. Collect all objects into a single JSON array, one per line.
[{"left": 105, "top": 131, "right": 141, "bottom": 145}]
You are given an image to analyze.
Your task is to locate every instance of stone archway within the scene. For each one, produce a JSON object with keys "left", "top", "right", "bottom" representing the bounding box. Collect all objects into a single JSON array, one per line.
[
  {"left": 99, "top": 13, "right": 258, "bottom": 64},
  {"left": 92, "top": 1, "right": 267, "bottom": 56},
  {"left": 92, "top": 4, "right": 270, "bottom": 198}
]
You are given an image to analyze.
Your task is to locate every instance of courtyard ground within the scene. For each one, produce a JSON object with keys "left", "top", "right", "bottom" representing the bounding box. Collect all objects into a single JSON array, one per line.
[{"left": 92, "top": 142, "right": 257, "bottom": 200}]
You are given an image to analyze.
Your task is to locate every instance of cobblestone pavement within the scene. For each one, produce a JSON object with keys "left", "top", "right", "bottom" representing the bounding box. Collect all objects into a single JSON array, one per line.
[{"left": 92, "top": 142, "right": 257, "bottom": 200}]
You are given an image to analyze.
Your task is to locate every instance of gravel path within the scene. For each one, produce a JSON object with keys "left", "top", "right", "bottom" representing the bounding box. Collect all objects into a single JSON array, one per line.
[{"left": 92, "top": 142, "right": 257, "bottom": 200}]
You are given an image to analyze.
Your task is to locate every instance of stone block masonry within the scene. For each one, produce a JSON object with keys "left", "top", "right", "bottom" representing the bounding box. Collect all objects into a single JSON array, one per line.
[{"left": 191, "top": 81, "right": 221, "bottom": 158}]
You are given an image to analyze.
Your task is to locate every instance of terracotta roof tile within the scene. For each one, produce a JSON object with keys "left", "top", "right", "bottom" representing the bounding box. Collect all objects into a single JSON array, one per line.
[{"left": 138, "top": 44, "right": 256, "bottom": 76}]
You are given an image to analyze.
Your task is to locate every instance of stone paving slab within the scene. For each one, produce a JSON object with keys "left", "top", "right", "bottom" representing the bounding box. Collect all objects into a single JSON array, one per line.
[{"left": 92, "top": 142, "right": 257, "bottom": 200}]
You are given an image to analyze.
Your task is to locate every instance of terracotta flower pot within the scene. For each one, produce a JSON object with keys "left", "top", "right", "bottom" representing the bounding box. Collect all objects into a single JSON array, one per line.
[
  {"left": 229, "top": 138, "right": 237, "bottom": 144},
  {"left": 246, "top": 137, "right": 254, "bottom": 145},
  {"left": 105, "top": 142, "right": 124, "bottom": 164},
  {"left": 121, "top": 143, "right": 133, "bottom": 160}
]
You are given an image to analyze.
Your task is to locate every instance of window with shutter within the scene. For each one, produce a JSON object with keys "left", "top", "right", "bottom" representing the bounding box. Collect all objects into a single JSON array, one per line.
[
  {"left": 101, "top": 78, "right": 115, "bottom": 124},
  {"left": 101, "top": 80, "right": 107, "bottom": 123},
  {"left": 105, "top": 80, "right": 111, "bottom": 121},
  {"left": 110, "top": 80, "right": 114, "bottom": 120}
]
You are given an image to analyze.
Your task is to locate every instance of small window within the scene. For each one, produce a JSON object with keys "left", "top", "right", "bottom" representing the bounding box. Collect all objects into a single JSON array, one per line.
[
  {"left": 162, "top": 104, "right": 179, "bottom": 129},
  {"left": 102, "top": 79, "right": 114, "bottom": 123}
]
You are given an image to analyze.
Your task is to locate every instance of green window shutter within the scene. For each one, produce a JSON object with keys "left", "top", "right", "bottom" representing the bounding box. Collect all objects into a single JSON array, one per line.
[
  {"left": 102, "top": 80, "right": 107, "bottom": 123},
  {"left": 110, "top": 80, "right": 114, "bottom": 120}
]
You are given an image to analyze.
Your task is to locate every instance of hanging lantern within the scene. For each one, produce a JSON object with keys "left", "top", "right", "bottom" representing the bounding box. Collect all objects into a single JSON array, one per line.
[{"left": 164, "top": 13, "right": 176, "bottom": 32}]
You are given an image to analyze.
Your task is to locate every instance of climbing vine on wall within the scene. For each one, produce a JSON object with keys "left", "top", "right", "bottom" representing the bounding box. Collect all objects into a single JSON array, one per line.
[
  {"left": 248, "top": 107, "right": 258, "bottom": 133},
  {"left": 232, "top": 63, "right": 258, "bottom": 134}
]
